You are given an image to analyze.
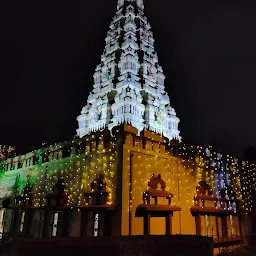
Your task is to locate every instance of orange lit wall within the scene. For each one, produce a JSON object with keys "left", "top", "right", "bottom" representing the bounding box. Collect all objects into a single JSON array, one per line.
[{"left": 121, "top": 125, "right": 207, "bottom": 236}]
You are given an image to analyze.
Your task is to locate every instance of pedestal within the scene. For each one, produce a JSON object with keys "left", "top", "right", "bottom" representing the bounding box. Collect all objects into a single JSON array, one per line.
[{"left": 135, "top": 204, "right": 181, "bottom": 235}]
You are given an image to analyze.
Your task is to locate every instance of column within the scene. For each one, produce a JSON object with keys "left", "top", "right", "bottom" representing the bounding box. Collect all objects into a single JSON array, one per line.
[
  {"left": 80, "top": 210, "right": 87, "bottom": 237},
  {"left": 165, "top": 213, "right": 172, "bottom": 235},
  {"left": 221, "top": 216, "right": 228, "bottom": 241},
  {"left": 103, "top": 212, "right": 112, "bottom": 236},
  {"left": 195, "top": 215, "right": 201, "bottom": 236},
  {"left": 42, "top": 210, "right": 51, "bottom": 237},
  {"left": 24, "top": 209, "right": 33, "bottom": 237},
  {"left": 143, "top": 214, "right": 150, "bottom": 235},
  {"left": 216, "top": 216, "right": 220, "bottom": 242}
]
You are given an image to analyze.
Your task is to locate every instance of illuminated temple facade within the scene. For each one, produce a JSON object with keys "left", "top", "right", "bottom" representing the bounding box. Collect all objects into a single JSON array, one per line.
[{"left": 0, "top": 0, "right": 254, "bottom": 254}]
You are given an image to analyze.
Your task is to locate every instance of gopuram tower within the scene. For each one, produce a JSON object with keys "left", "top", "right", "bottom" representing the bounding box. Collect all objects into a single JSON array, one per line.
[{"left": 77, "top": 0, "right": 181, "bottom": 142}]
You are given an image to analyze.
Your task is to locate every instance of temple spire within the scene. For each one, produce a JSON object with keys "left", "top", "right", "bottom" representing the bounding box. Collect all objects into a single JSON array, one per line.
[{"left": 77, "top": 0, "right": 181, "bottom": 141}]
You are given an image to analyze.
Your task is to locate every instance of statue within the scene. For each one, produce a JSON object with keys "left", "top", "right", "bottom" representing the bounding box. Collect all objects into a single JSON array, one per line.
[
  {"left": 148, "top": 174, "right": 166, "bottom": 191},
  {"left": 46, "top": 179, "right": 68, "bottom": 207},
  {"left": 91, "top": 174, "right": 107, "bottom": 192},
  {"left": 143, "top": 174, "right": 173, "bottom": 205},
  {"left": 196, "top": 181, "right": 213, "bottom": 196},
  {"left": 84, "top": 174, "right": 110, "bottom": 205},
  {"left": 53, "top": 178, "right": 65, "bottom": 195}
]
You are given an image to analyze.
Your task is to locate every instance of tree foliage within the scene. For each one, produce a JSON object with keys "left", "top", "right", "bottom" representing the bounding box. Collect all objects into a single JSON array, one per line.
[{"left": 0, "top": 145, "right": 16, "bottom": 161}]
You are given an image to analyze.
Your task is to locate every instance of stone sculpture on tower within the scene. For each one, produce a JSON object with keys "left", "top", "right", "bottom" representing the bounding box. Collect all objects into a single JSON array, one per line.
[{"left": 76, "top": 0, "right": 181, "bottom": 141}]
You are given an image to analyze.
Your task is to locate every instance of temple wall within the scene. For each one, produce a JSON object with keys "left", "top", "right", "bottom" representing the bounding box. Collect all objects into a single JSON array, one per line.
[
  {"left": 120, "top": 125, "right": 250, "bottom": 244},
  {"left": 121, "top": 127, "right": 198, "bottom": 236},
  {"left": 0, "top": 126, "right": 252, "bottom": 247},
  {"left": 0, "top": 136, "right": 118, "bottom": 207},
  {"left": 122, "top": 150, "right": 196, "bottom": 235}
]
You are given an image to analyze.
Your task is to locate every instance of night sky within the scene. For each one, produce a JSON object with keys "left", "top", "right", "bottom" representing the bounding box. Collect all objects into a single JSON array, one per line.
[{"left": 1, "top": 0, "right": 256, "bottom": 157}]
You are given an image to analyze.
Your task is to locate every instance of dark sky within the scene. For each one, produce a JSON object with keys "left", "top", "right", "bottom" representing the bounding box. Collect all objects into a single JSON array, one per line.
[{"left": 1, "top": 0, "right": 256, "bottom": 157}]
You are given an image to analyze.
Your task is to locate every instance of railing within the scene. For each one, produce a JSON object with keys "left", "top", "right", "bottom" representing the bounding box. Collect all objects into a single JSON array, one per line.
[
  {"left": 208, "top": 234, "right": 256, "bottom": 256},
  {"left": 213, "top": 236, "right": 243, "bottom": 246},
  {"left": 216, "top": 248, "right": 248, "bottom": 256}
]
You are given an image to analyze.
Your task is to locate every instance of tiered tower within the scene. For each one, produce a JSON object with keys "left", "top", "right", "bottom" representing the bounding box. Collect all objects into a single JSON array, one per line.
[{"left": 77, "top": 0, "right": 181, "bottom": 141}]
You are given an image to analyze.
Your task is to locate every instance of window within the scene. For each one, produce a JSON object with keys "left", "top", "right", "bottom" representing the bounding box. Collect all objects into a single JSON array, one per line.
[
  {"left": 205, "top": 215, "right": 209, "bottom": 236},
  {"left": 52, "top": 213, "right": 59, "bottom": 237},
  {"left": 18, "top": 161, "right": 23, "bottom": 169},
  {"left": 20, "top": 211, "right": 26, "bottom": 232},
  {"left": 26, "top": 159, "right": 31, "bottom": 167},
  {"left": 230, "top": 215, "right": 234, "bottom": 236},
  {"left": 62, "top": 148, "right": 71, "bottom": 159},
  {"left": 93, "top": 213, "right": 99, "bottom": 237},
  {"left": 0, "top": 209, "right": 5, "bottom": 239}
]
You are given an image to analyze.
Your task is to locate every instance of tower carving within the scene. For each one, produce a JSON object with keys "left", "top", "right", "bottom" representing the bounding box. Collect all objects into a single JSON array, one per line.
[{"left": 77, "top": 0, "right": 181, "bottom": 141}]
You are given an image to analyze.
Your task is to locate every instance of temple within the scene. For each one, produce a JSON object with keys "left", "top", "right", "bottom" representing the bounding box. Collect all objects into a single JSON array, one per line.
[
  {"left": 76, "top": 0, "right": 181, "bottom": 141},
  {"left": 0, "top": 1, "right": 255, "bottom": 255}
]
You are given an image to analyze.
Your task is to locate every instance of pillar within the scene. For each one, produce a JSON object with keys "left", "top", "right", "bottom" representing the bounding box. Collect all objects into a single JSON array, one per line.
[
  {"left": 165, "top": 213, "right": 172, "bottom": 235},
  {"left": 195, "top": 215, "right": 201, "bottom": 236},
  {"left": 112, "top": 126, "right": 125, "bottom": 236},
  {"left": 143, "top": 214, "right": 150, "bottom": 235}
]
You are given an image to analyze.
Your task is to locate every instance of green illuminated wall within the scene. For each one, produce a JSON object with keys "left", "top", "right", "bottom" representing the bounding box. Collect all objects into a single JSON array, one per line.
[{"left": 0, "top": 134, "right": 117, "bottom": 207}]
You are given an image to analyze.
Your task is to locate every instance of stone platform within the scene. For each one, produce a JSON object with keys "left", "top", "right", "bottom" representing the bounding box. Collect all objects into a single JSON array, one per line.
[{"left": 6, "top": 235, "right": 213, "bottom": 256}]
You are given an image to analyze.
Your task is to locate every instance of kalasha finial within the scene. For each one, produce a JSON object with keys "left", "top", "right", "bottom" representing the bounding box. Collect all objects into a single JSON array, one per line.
[{"left": 117, "top": 0, "right": 144, "bottom": 10}]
